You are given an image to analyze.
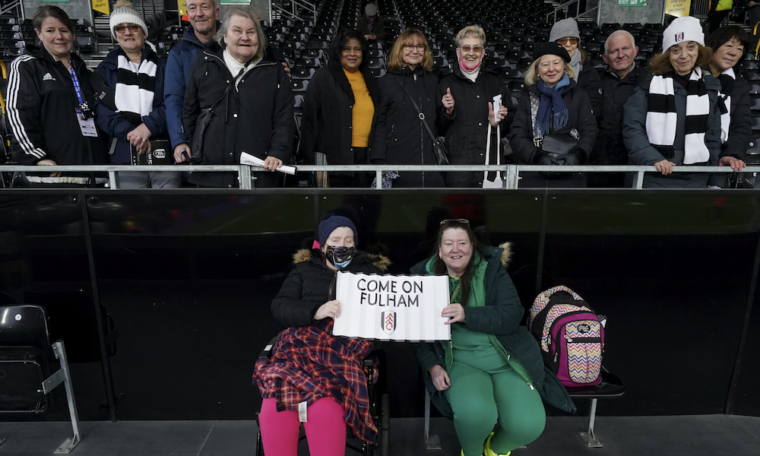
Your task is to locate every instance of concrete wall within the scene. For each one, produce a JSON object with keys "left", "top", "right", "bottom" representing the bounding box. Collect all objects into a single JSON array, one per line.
[
  {"left": 23, "top": 0, "right": 94, "bottom": 26},
  {"left": 219, "top": 0, "right": 271, "bottom": 24},
  {"left": 598, "top": 0, "right": 666, "bottom": 25}
]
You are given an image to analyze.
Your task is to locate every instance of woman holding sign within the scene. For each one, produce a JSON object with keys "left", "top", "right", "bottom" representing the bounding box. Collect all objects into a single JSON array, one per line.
[
  {"left": 253, "top": 215, "right": 390, "bottom": 456},
  {"left": 412, "top": 219, "right": 574, "bottom": 456}
]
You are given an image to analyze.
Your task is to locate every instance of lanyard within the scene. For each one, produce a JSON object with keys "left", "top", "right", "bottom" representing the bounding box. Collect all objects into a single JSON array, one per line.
[{"left": 68, "top": 62, "right": 85, "bottom": 107}]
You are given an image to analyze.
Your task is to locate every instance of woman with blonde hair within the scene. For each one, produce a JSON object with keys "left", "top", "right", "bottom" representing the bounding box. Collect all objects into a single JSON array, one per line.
[
  {"left": 438, "top": 25, "right": 511, "bottom": 188},
  {"left": 623, "top": 16, "right": 722, "bottom": 188},
  {"left": 509, "top": 42, "right": 597, "bottom": 188},
  {"left": 371, "top": 28, "right": 445, "bottom": 187}
]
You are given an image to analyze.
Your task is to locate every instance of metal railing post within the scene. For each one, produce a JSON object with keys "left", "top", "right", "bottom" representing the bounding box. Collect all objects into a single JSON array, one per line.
[
  {"left": 505, "top": 165, "right": 519, "bottom": 189},
  {"left": 375, "top": 170, "right": 383, "bottom": 189},
  {"left": 634, "top": 171, "right": 644, "bottom": 189}
]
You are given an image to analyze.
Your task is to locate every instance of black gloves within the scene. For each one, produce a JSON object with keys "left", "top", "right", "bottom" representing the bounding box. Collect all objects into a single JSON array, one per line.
[
  {"left": 532, "top": 147, "right": 587, "bottom": 166},
  {"left": 532, "top": 150, "right": 554, "bottom": 165}
]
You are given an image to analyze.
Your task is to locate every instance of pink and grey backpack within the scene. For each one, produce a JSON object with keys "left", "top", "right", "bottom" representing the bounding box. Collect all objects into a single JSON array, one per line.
[{"left": 528, "top": 286, "right": 605, "bottom": 388}]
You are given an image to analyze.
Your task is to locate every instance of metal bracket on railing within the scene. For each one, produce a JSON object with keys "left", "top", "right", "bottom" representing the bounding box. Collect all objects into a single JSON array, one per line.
[
  {"left": 239, "top": 165, "right": 252, "bottom": 190},
  {"left": 505, "top": 165, "right": 520, "bottom": 189}
]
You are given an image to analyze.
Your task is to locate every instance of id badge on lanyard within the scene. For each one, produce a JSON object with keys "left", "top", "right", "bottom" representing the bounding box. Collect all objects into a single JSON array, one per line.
[{"left": 69, "top": 63, "right": 98, "bottom": 137}]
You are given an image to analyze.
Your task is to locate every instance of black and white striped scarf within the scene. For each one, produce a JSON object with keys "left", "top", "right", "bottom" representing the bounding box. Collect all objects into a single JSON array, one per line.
[
  {"left": 645, "top": 67, "right": 710, "bottom": 164},
  {"left": 717, "top": 67, "right": 734, "bottom": 144},
  {"left": 115, "top": 49, "right": 157, "bottom": 125}
]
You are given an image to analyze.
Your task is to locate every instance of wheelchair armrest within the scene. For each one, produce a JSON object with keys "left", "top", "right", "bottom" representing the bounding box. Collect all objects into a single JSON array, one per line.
[{"left": 258, "top": 336, "right": 279, "bottom": 360}]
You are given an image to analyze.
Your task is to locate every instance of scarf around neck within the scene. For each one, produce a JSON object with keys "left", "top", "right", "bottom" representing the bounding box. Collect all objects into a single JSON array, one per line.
[
  {"left": 115, "top": 48, "right": 157, "bottom": 125},
  {"left": 717, "top": 67, "right": 735, "bottom": 144},
  {"left": 645, "top": 67, "right": 710, "bottom": 164},
  {"left": 569, "top": 49, "right": 582, "bottom": 82},
  {"left": 535, "top": 74, "right": 570, "bottom": 137}
]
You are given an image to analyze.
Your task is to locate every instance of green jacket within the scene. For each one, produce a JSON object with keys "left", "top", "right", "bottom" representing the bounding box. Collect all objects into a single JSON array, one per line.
[{"left": 411, "top": 243, "right": 576, "bottom": 418}]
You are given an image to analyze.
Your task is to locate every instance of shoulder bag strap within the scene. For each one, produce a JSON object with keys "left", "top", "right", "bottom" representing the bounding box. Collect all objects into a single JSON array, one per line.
[
  {"left": 393, "top": 76, "right": 439, "bottom": 144},
  {"left": 529, "top": 91, "right": 542, "bottom": 146}
]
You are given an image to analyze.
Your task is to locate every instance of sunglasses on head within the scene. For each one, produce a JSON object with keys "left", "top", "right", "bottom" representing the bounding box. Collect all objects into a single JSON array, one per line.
[
  {"left": 114, "top": 23, "right": 141, "bottom": 33},
  {"left": 440, "top": 218, "right": 470, "bottom": 226},
  {"left": 556, "top": 37, "right": 578, "bottom": 45}
]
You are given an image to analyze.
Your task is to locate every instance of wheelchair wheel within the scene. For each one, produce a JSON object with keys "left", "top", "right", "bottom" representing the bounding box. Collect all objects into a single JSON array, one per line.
[
  {"left": 255, "top": 414, "right": 264, "bottom": 455},
  {"left": 380, "top": 394, "right": 390, "bottom": 456}
]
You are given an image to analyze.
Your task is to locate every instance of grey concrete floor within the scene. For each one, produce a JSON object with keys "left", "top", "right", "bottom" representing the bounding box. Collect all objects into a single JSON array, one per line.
[{"left": 0, "top": 415, "right": 758, "bottom": 456}]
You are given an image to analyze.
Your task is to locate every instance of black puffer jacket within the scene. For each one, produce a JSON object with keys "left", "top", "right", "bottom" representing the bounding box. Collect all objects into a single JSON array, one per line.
[
  {"left": 509, "top": 78, "right": 598, "bottom": 188},
  {"left": 183, "top": 46, "right": 294, "bottom": 187},
  {"left": 371, "top": 66, "right": 445, "bottom": 187},
  {"left": 591, "top": 65, "right": 649, "bottom": 166},
  {"left": 300, "top": 59, "right": 382, "bottom": 175},
  {"left": 8, "top": 45, "right": 108, "bottom": 167},
  {"left": 272, "top": 249, "right": 391, "bottom": 328},
  {"left": 438, "top": 65, "right": 513, "bottom": 188}
]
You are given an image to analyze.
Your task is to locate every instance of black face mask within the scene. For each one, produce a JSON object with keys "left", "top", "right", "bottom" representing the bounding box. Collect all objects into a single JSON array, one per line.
[{"left": 324, "top": 245, "right": 356, "bottom": 269}]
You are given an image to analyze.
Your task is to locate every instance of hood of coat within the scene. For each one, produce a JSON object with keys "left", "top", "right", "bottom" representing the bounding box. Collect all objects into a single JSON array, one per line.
[
  {"left": 182, "top": 22, "right": 222, "bottom": 48},
  {"left": 292, "top": 248, "right": 391, "bottom": 272},
  {"left": 411, "top": 242, "right": 512, "bottom": 275},
  {"left": 327, "top": 57, "right": 382, "bottom": 106}
]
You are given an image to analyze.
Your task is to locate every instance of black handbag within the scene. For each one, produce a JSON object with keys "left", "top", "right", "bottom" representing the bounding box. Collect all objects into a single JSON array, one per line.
[
  {"left": 540, "top": 134, "right": 578, "bottom": 160},
  {"left": 190, "top": 85, "right": 232, "bottom": 164},
  {"left": 394, "top": 77, "right": 449, "bottom": 165}
]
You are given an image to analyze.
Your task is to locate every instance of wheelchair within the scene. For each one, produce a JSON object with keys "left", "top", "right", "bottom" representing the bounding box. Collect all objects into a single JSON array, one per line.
[{"left": 254, "top": 336, "right": 391, "bottom": 456}]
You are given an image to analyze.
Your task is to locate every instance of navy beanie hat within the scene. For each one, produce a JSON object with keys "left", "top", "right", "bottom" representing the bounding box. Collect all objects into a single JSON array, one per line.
[{"left": 318, "top": 215, "right": 358, "bottom": 246}]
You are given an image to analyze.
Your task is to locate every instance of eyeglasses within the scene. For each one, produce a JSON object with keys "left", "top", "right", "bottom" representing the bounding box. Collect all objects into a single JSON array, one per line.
[
  {"left": 556, "top": 37, "right": 578, "bottom": 45},
  {"left": 440, "top": 218, "right": 470, "bottom": 226},
  {"left": 404, "top": 44, "right": 426, "bottom": 51},
  {"left": 114, "top": 24, "right": 141, "bottom": 33},
  {"left": 459, "top": 45, "right": 483, "bottom": 53}
]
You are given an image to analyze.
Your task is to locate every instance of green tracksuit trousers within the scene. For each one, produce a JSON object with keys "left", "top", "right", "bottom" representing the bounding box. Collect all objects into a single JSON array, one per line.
[{"left": 446, "top": 342, "right": 546, "bottom": 455}]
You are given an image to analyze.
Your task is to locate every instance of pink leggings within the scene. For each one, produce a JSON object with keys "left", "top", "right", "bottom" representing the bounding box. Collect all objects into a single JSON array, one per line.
[{"left": 259, "top": 398, "right": 346, "bottom": 456}]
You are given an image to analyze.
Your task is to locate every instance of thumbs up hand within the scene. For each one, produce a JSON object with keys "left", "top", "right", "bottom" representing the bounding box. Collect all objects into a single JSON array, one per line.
[{"left": 442, "top": 87, "right": 455, "bottom": 115}]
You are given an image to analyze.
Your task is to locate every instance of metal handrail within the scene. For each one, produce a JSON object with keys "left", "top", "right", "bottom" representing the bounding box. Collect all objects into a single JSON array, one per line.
[
  {"left": 2, "top": 164, "right": 759, "bottom": 190},
  {"left": 271, "top": 0, "right": 318, "bottom": 24},
  {"left": 546, "top": 0, "right": 599, "bottom": 23}
]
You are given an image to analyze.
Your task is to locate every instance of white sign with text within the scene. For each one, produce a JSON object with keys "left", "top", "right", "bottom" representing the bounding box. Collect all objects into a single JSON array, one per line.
[{"left": 333, "top": 273, "right": 451, "bottom": 341}]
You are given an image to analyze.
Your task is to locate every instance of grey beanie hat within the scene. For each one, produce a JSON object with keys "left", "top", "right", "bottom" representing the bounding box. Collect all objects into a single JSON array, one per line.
[
  {"left": 549, "top": 18, "right": 581, "bottom": 43},
  {"left": 110, "top": 2, "right": 149, "bottom": 39}
]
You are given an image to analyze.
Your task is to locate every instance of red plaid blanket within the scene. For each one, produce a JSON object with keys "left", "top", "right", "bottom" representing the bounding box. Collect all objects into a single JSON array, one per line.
[{"left": 253, "top": 320, "right": 377, "bottom": 442}]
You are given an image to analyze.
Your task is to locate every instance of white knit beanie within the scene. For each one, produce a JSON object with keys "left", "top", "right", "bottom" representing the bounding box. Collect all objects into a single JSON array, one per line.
[
  {"left": 662, "top": 16, "right": 704, "bottom": 52},
  {"left": 549, "top": 18, "right": 580, "bottom": 43},
  {"left": 110, "top": 1, "right": 149, "bottom": 39}
]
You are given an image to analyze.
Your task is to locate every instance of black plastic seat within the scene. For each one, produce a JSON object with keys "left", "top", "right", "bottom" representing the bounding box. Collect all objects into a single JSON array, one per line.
[
  {"left": 565, "top": 371, "right": 626, "bottom": 448},
  {"left": 292, "top": 80, "right": 310, "bottom": 92},
  {"left": 0, "top": 305, "right": 82, "bottom": 452},
  {"left": 291, "top": 67, "right": 316, "bottom": 80}
]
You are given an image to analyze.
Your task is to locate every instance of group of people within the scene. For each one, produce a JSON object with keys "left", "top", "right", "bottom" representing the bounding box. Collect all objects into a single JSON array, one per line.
[
  {"left": 254, "top": 214, "right": 574, "bottom": 456},
  {"left": 6, "top": 1, "right": 753, "bottom": 189}
]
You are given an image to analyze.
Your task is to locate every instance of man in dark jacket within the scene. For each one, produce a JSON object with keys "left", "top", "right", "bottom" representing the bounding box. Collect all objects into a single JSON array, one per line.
[
  {"left": 357, "top": 3, "right": 386, "bottom": 42},
  {"left": 589, "top": 30, "right": 648, "bottom": 188},
  {"left": 165, "top": 0, "right": 219, "bottom": 164}
]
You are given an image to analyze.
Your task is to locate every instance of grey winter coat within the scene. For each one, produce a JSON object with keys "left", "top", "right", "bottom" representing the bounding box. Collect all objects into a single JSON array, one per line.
[{"left": 623, "top": 71, "right": 722, "bottom": 188}]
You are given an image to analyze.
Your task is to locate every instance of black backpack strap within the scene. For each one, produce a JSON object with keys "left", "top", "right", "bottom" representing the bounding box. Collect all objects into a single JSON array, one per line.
[{"left": 89, "top": 70, "right": 117, "bottom": 112}]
